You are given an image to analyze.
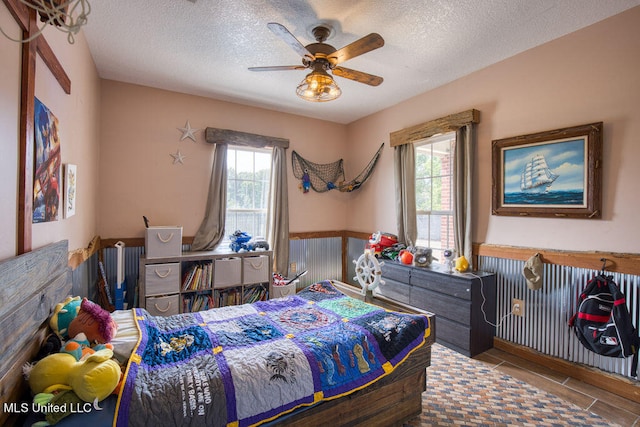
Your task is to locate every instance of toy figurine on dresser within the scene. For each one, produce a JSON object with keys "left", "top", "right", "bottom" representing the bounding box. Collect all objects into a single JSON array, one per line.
[{"left": 443, "top": 249, "right": 455, "bottom": 272}]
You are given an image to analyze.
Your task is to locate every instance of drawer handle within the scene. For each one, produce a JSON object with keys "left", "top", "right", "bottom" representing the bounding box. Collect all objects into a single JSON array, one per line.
[
  {"left": 154, "top": 301, "right": 172, "bottom": 313},
  {"left": 248, "top": 260, "right": 264, "bottom": 269},
  {"left": 154, "top": 268, "right": 172, "bottom": 278},
  {"left": 157, "top": 232, "right": 174, "bottom": 243}
]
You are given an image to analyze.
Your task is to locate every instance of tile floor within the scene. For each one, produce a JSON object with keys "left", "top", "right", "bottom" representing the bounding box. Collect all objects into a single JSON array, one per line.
[{"left": 475, "top": 347, "right": 640, "bottom": 427}]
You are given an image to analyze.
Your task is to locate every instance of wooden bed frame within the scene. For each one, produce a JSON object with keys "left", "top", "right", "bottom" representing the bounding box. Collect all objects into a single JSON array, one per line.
[
  {"left": 0, "top": 241, "right": 435, "bottom": 426},
  {"left": 0, "top": 241, "right": 73, "bottom": 426}
]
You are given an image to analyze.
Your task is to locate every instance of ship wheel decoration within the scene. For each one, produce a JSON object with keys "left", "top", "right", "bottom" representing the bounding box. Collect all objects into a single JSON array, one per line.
[{"left": 353, "top": 250, "right": 385, "bottom": 295}]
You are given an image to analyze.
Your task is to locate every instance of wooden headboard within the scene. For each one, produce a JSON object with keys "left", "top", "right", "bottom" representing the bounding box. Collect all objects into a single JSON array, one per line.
[{"left": 0, "top": 240, "right": 73, "bottom": 425}]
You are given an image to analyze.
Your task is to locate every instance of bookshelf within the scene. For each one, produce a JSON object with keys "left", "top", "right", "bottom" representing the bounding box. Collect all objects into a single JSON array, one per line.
[{"left": 139, "top": 250, "right": 272, "bottom": 316}]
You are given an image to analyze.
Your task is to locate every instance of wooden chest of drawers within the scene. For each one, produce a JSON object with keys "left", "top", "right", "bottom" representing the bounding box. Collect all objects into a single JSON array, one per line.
[{"left": 377, "top": 261, "right": 496, "bottom": 356}]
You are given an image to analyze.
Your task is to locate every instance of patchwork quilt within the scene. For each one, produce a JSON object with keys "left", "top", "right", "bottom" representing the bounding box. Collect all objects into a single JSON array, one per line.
[{"left": 116, "top": 280, "right": 431, "bottom": 427}]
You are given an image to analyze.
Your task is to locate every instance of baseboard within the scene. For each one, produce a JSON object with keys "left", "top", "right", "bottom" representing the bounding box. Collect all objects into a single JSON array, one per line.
[{"left": 494, "top": 337, "right": 640, "bottom": 403}]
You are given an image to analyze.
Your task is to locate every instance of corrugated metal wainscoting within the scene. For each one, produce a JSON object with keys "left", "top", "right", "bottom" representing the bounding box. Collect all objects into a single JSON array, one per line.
[
  {"left": 289, "top": 238, "right": 342, "bottom": 289},
  {"left": 477, "top": 255, "right": 640, "bottom": 380}
]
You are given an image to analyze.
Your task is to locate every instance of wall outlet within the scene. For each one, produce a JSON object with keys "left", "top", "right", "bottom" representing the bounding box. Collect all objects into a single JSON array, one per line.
[
  {"left": 512, "top": 298, "right": 524, "bottom": 316},
  {"left": 290, "top": 262, "right": 297, "bottom": 274}
]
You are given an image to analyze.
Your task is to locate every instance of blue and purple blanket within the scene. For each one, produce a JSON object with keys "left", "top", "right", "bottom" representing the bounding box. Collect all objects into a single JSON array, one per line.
[{"left": 116, "top": 280, "right": 431, "bottom": 426}]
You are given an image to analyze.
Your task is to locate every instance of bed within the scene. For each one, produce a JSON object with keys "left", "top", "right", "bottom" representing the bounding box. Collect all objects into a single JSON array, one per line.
[{"left": 0, "top": 241, "right": 435, "bottom": 427}]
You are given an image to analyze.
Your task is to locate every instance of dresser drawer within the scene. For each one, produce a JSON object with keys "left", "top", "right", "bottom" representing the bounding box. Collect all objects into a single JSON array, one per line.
[
  {"left": 411, "top": 287, "right": 471, "bottom": 325},
  {"left": 381, "top": 262, "right": 411, "bottom": 283},
  {"left": 146, "top": 295, "right": 180, "bottom": 316},
  {"left": 436, "top": 317, "right": 472, "bottom": 354},
  {"left": 375, "top": 277, "right": 411, "bottom": 305},
  {"left": 145, "top": 263, "right": 180, "bottom": 296},
  {"left": 410, "top": 268, "right": 472, "bottom": 300}
]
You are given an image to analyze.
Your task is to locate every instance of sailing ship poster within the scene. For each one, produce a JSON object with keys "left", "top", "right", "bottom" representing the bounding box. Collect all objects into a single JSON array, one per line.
[
  {"left": 503, "top": 138, "right": 585, "bottom": 206},
  {"left": 492, "top": 122, "right": 602, "bottom": 219}
]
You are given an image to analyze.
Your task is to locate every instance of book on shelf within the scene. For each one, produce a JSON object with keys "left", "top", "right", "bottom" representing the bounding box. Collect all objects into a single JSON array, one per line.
[
  {"left": 243, "top": 285, "right": 267, "bottom": 304},
  {"left": 182, "top": 292, "right": 215, "bottom": 313},
  {"left": 182, "top": 266, "right": 196, "bottom": 291},
  {"left": 216, "top": 287, "right": 242, "bottom": 307},
  {"left": 182, "top": 262, "right": 213, "bottom": 291}
]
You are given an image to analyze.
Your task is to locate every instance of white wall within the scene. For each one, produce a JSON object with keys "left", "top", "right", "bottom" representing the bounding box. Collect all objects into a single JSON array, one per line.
[
  {"left": 0, "top": 2, "right": 21, "bottom": 259},
  {"left": 97, "top": 81, "right": 349, "bottom": 238}
]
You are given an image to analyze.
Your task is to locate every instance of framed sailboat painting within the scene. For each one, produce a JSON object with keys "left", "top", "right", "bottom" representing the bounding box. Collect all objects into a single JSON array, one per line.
[{"left": 492, "top": 122, "right": 602, "bottom": 219}]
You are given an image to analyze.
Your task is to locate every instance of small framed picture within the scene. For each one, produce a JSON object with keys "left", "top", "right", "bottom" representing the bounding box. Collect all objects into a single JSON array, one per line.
[
  {"left": 492, "top": 122, "right": 602, "bottom": 219},
  {"left": 64, "top": 164, "right": 77, "bottom": 218}
]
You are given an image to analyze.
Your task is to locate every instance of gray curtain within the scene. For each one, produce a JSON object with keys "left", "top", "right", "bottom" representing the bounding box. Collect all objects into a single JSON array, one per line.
[
  {"left": 191, "top": 143, "right": 228, "bottom": 251},
  {"left": 453, "top": 124, "right": 474, "bottom": 266},
  {"left": 394, "top": 143, "right": 417, "bottom": 246},
  {"left": 266, "top": 146, "right": 289, "bottom": 275}
]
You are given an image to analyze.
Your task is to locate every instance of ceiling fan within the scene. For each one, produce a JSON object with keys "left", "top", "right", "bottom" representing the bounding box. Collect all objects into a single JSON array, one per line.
[{"left": 249, "top": 23, "right": 384, "bottom": 102}]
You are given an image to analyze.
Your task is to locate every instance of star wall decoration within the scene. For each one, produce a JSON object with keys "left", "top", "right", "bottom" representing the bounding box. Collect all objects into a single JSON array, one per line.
[
  {"left": 170, "top": 150, "right": 187, "bottom": 165},
  {"left": 177, "top": 120, "right": 200, "bottom": 142}
]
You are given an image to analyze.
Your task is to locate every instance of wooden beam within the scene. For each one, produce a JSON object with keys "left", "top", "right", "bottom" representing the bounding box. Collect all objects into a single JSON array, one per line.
[
  {"left": 3, "top": 0, "right": 29, "bottom": 32},
  {"left": 343, "top": 230, "right": 370, "bottom": 240},
  {"left": 390, "top": 109, "right": 480, "bottom": 147},
  {"left": 474, "top": 243, "right": 640, "bottom": 276},
  {"left": 17, "top": 9, "right": 37, "bottom": 254},
  {"left": 289, "top": 230, "right": 343, "bottom": 240},
  {"left": 37, "top": 35, "right": 71, "bottom": 94},
  {"left": 205, "top": 128, "right": 289, "bottom": 149}
]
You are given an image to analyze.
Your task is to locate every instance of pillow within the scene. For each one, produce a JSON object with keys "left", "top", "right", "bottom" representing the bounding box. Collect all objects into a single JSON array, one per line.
[{"left": 109, "top": 309, "right": 138, "bottom": 363}]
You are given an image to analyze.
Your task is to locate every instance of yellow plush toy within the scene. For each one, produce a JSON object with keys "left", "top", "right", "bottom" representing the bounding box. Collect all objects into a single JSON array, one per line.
[
  {"left": 455, "top": 255, "right": 470, "bottom": 272},
  {"left": 27, "top": 348, "right": 121, "bottom": 403}
]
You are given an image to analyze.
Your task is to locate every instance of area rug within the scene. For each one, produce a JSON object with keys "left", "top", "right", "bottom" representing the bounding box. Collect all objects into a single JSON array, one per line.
[{"left": 405, "top": 343, "right": 615, "bottom": 427}]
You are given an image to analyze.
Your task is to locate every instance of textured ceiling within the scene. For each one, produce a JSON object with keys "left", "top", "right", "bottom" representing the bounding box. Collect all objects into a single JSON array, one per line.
[{"left": 81, "top": 0, "right": 640, "bottom": 124}]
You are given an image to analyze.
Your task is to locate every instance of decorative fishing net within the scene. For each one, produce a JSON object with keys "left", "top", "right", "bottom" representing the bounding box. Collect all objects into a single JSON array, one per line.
[{"left": 292, "top": 143, "right": 384, "bottom": 193}]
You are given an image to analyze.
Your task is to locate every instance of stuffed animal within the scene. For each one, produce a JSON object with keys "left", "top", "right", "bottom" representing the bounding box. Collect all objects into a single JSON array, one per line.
[
  {"left": 50, "top": 297, "right": 118, "bottom": 345},
  {"left": 25, "top": 297, "right": 122, "bottom": 425},
  {"left": 60, "top": 333, "right": 114, "bottom": 361},
  {"left": 32, "top": 389, "right": 87, "bottom": 426},
  {"left": 27, "top": 348, "right": 121, "bottom": 403},
  {"left": 455, "top": 255, "right": 470, "bottom": 272},
  {"left": 67, "top": 298, "right": 118, "bottom": 344},
  {"left": 49, "top": 296, "right": 82, "bottom": 340}
]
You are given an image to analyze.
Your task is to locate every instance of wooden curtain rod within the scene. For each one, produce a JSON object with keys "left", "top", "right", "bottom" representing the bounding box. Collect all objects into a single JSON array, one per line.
[{"left": 389, "top": 109, "right": 480, "bottom": 147}]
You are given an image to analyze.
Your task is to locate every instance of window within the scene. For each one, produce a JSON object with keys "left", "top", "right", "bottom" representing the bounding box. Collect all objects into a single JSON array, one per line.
[
  {"left": 415, "top": 132, "right": 455, "bottom": 260},
  {"left": 225, "top": 146, "right": 271, "bottom": 240}
]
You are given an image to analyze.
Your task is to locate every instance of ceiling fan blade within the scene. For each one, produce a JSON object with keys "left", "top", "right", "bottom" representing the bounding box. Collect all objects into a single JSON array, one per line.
[
  {"left": 248, "top": 65, "right": 306, "bottom": 72},
  {"left": 328, "top": 33, "right": 384, "bottom": 65},
  {"left": 267, "top": 22, "right": 315, "bottom": 61},
  {"left": 333, "top": 66, "right": 383, "bottom": 86}
]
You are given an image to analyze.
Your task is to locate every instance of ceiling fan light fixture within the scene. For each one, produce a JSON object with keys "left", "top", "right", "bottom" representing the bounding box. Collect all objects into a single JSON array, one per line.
[{"left": 296, "top": 69, "right": 341, "bottom": 102}]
